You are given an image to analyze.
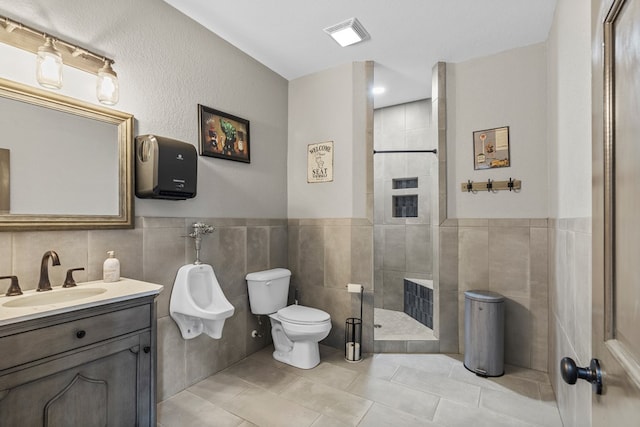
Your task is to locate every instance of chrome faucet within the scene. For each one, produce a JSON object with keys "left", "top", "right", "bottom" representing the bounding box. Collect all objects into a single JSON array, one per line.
[{"left": 38, "top": 250, "right": 60, "bottom": 292}]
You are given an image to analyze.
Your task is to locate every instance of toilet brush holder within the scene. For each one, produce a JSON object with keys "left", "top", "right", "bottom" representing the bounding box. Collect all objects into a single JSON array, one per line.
[{"left": 345, "top": 317, "right": 362, "bottom": 362}]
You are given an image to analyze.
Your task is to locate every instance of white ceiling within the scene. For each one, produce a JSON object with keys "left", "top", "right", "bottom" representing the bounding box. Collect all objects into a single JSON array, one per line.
[{"left": 164, "top": 0, "right": 558, "bottom": 108}]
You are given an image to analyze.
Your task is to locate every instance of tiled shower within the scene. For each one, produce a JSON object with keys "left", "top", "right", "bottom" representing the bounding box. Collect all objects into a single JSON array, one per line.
[{"left": 373, "top": 99, "right": 439, "bottom": 348}]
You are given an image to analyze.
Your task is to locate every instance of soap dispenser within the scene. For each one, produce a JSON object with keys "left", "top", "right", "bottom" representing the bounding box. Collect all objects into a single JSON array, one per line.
[{"left": 103, "top": 250, "right": 120, "bottom": 282}]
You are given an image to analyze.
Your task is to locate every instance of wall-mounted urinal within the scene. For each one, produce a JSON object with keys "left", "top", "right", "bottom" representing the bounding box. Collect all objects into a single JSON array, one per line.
[{"left": 169, "top": 263, "right": 234, "bottom": 339}]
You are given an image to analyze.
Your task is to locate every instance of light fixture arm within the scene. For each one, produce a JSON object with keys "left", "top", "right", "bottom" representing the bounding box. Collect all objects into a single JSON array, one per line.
[{"left": 1, "top": 16, "right": 115, "bottom": 74}]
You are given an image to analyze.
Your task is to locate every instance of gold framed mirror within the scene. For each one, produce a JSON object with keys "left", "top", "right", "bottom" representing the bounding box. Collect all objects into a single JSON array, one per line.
[{"left": 0, "top": 77, "right": 133, "bottom": 230}]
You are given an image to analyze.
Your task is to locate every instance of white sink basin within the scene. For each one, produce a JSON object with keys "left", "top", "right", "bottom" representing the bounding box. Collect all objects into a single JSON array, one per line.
[{"left": 2, "top": 288, "right": 108, "bottom": 308}]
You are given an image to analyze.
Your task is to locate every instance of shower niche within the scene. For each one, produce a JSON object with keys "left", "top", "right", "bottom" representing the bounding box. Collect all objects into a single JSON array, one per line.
[{"left": 392, "top": 194, "right": 418, "bottom": 218}]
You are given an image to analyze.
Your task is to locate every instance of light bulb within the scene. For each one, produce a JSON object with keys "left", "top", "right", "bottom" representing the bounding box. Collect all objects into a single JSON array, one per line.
[
  {"left": 97, "top": 61, "right": 119, "bottom": 105},
  {"left": 36, "top": 37, "right": 63, "bottom": 89}
]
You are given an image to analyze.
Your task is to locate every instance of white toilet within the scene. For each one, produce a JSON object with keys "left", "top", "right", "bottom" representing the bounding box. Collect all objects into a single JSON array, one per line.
[
  {"left": 170, "top": 263, "right": 235, "bottom": 339},
  {"left": 246, "top": 268, "right": 331, "bottom": 369}
]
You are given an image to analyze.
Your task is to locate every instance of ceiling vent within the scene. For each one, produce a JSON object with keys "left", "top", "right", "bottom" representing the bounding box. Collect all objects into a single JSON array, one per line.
[{"left": 323, "top": 17, "right": 370, "bottom": 47}]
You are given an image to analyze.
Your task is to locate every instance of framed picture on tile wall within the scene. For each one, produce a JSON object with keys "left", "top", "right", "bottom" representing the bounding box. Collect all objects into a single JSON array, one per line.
[
  {"left": 473, "top": 126, "right": 510, "bottom": 170},
  {"left": 198, "top": 104, "right": 250, "bottom": 163}
]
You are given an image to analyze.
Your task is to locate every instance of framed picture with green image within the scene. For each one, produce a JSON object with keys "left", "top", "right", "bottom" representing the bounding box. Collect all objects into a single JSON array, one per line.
[{"left": 198, "top": 104, "right": 250, "bottom": 163}]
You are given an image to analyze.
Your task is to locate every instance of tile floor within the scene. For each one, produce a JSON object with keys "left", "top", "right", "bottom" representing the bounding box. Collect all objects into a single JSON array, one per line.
[
  {"left": 157, "top": 345, "right": 563, "bottom": 427},
  {"left": 374, "top": 308, "right": 436, "bottom": 341}
]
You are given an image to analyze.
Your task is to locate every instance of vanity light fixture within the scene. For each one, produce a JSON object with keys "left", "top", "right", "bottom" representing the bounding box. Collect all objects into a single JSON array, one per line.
[
  {"left": 324, "top": 17, "right": 370, "bottom": 47},
  {"left": 0, "top": 15, "right": 120, "bottom": 105},
  {"left": 36, "top": 37, "right": 63, "bottom": 89},
  {"left": 96, "top": 59, "right": 119, "bottom": 105}
]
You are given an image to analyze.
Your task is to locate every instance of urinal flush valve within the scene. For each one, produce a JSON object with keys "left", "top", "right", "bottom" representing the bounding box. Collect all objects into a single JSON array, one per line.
[{"left": 187, "top": 222, "right": 215, "bottom": 264}]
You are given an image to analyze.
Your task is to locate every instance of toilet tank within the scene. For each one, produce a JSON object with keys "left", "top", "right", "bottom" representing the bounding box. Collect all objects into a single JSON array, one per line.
[{"left": 246, "top": 268, "right": 291, "bottom": 314}]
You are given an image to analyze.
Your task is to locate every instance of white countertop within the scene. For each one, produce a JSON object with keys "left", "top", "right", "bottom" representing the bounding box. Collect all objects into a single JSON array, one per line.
[{"left": 0, "top": 278, "right": 163, "bottom": 327}]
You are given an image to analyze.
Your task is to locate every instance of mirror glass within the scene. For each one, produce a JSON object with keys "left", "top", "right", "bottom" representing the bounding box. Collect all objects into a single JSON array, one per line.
[{"left": 0, "top": 77, "right": 133, "bottom": 230}]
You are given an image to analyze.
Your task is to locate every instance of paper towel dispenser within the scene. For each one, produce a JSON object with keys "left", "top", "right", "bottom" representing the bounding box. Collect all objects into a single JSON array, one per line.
[{"left": 135, "top": 134, "right": 197, "bottom": 200}]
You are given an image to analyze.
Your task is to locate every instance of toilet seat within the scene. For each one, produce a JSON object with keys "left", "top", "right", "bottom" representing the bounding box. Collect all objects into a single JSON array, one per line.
[{"left": 276, "top": 305, "right": 330, "bottom": 325}]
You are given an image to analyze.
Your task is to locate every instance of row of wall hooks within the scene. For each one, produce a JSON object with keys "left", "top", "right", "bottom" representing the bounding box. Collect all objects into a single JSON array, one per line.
[{"left": 460, "top": 178, "right": 521, "bottom": 193}]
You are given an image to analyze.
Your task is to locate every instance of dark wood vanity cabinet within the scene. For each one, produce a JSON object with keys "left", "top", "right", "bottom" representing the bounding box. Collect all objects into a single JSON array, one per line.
[{"left": 0, "top": 296, "right": 157, "bottom": 426}]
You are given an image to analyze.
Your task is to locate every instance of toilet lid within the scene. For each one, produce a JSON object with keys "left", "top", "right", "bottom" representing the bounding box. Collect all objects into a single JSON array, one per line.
[{"left": 277, "top": 305, "right": 330, "bottom": 324}]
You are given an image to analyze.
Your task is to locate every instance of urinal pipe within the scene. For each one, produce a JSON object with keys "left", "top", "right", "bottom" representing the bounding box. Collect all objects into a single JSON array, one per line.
[
  {"left": 188, "top": 222, "right": 214, "bottom": 264},
  {"left": 193, "top": 236, "right": 202, "bottom": 264}
]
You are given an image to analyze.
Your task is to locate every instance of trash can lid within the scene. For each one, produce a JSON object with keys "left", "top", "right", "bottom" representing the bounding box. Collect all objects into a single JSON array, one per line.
[{"left": 464, "top": 290, "right": 505, "bottom": 302}]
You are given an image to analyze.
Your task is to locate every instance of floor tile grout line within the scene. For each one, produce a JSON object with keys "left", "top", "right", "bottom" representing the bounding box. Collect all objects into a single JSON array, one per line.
[
  {"left": 477, "top": 387, "right": 565, "bottom": 427},
  {"left": 307, "top": 412, "right": 323, "bottom": 427},
  {"left": 278, "top": 375, "right": 375, "bottom": 426},
  {"left": 157, "top": 388, "right": 249, "bottom": 426},
  {"left": 365, "top": 398, "right": 441, "bottom": 425},
  {"left": 476, "top": 388, "right": 559, "bottom": 427},
  {"left": 389, "top": 366, "right": 486, "bottom": 408},
  {"left": 388, "top": 376, "right": 454, "bottom": 405},
  {"left": 352, "top": 399, "right": 375, "bottom": 426},
  {"left": 430, "top": 396, "right": 444, "bottom": 426},
  {"left": 446, "top": 365, "right": 555, "bottom": 402},
  {"left": 211, "top": 377, "right": 322, "bottom": 427}
]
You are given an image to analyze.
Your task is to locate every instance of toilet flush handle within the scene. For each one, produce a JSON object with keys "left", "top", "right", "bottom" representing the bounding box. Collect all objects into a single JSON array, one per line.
[{"left": 265, "top": 281, "right": 271, "bottom": 286}]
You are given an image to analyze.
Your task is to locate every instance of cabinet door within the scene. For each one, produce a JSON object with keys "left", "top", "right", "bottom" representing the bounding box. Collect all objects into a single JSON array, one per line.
[{"left": 0, "top": 332, "right": 151, "bottom": 426}]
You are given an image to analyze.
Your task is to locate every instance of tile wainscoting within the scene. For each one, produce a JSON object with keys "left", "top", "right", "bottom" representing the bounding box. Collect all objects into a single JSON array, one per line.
[
  {"left": 1, "top": 216, "right": 559, "bottom": 404},
  {"left": 548, "top": 217, "right": 592, "bottom": 427},
  {"left": 288, "top": 218, "right": 374, "bottom": 354},
  {"left": 0, "top": 217, "right": 288, "bottom": 402},
  {"left": 442, "top": 218, "right": 550, "bottom": 372}
]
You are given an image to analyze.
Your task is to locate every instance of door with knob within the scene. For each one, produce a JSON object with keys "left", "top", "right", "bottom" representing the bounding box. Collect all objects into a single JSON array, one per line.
[{"left": 589, "top": 0, "right": 640, "bottom": 424}]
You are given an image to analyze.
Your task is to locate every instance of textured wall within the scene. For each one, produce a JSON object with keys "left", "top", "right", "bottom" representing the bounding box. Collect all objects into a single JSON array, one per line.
[
  {"left": 287, "top": 62, "right": 371, "bottom": 219},
  {"left": 547, "top": 0, "right": 592, "bottom": 219},
  {"left": 447, "top": 43, "right": 549, "bottom": 218},
  {"left": 0, "top": 0, "right": 289, "bottom": 219}
]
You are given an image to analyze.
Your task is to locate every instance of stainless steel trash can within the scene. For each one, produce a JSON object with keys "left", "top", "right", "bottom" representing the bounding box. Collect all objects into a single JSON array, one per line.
[{"left": 464, "top": 290, "right": 505, "bottom": 377}]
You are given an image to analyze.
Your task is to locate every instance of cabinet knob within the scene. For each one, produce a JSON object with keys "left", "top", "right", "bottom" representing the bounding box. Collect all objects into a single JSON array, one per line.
[
  {"left": 76, "top": 330, "right": 86, "bottom": 339},
  {"left": 143, "top": 346, "right": 151, "bottom": 354}
]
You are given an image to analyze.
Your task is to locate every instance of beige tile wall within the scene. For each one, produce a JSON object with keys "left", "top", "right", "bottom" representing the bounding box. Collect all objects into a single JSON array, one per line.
[
  {"left": 548, "top": 218, "right": 592, "bottom": 427},
  {"left": 438, "top": 219, "right": 459, "bottom": 353},
  {"left": 455, "top": 218, "right": 549, "bottom": 371},
  {"left": 0, "top": 217, "right": 287, "bottom": 402},
  {"left": 288, "top": 218, "right": 374, "bottom": 353},
  {"left": 1, "top": 214, "right": 553, "bottom": 400}
]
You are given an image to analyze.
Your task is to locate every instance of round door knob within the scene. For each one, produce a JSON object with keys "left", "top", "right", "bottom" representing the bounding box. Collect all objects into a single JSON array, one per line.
[
  {"left": 560, "top": 357, "right": 580, "bottom": 384},
  {"left": 143, "top": 346, "right": 151, "bottom": 354},
  {"left": 560, "top": 357, "right": 603, "bottom": 395},
  {"left": 76, "top": 330, "right": 86, "bottom": 339}
]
